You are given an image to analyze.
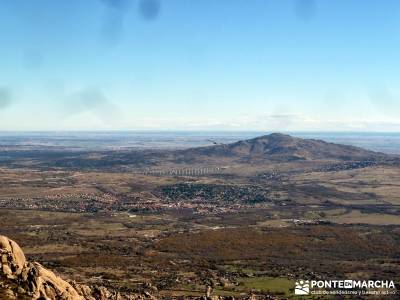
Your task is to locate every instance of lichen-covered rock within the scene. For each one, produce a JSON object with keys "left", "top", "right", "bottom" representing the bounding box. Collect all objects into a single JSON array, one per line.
[{"left": 0, "top": 235, "right": 26, "bottom": 278}]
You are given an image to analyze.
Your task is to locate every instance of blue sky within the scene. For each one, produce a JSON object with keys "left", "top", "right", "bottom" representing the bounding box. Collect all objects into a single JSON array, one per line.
[{"left": 0, "top": 0, "right": 400, "bottom": 131}]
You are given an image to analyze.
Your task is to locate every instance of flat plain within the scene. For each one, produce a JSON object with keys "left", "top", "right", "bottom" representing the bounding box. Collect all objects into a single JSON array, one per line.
[{"left": 1, "top": 133, "right": 400, "bottom": 298}]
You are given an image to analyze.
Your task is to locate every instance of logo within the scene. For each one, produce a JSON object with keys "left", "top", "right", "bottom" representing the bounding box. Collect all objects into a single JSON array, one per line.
[
  {"left": 295, "top": 280, "right": 310, "bottom": 295},
  {"left": 344, "top": 280, "right": 353, "bottom": 289},
  {"left": 294, "top": 278, "right": 396, "bottom": 296}
]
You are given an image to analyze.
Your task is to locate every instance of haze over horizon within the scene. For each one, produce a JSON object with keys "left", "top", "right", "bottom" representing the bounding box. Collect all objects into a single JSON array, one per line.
[{"left": 1, "top": 0, "right": 400, "bottom": 131}]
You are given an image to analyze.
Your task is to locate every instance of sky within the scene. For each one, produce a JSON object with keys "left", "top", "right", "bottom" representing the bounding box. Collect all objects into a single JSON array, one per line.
[{"left": 0, "top": 0, "right": 400, "bottom": 131}]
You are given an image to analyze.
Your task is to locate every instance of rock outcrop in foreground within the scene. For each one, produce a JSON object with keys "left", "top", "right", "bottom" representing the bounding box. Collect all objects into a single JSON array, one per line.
[
  {"left": 0, "top": 235, "right": 82, "bottom": 299},
  {"left": 0, "top": 235, "right": 150, "bottom": 300},
  {"left": 0, "top": 235, "right": 265, "bottom": 300}
]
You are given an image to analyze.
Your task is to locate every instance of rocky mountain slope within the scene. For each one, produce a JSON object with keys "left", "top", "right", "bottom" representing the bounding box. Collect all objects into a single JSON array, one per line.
[
  {"left": 0, "top": 235, "right": 147, "bottom": 299},
  {"left": 1, "top": 235, "right": 262, "bottom": 300}
]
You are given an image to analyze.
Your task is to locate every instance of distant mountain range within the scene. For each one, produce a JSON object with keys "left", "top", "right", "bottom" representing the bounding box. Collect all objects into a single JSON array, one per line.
[
  {"left": 176, "top": 133, "right": 388, "bottom": 162},
  {"left": 0, "top": 133, "right": 393, "bottom": 170}
]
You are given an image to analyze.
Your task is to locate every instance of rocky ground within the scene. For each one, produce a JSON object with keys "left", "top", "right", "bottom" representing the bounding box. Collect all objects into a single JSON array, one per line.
[
  {"left": 0, "top": 235, "right": 271, "bottom": 300},
  {"left": 1, "top": 134, "right": 399, "bottom": 299}
]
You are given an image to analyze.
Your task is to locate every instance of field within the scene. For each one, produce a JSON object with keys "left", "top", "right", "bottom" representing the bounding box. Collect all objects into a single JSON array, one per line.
[
  {"left": 2, "top": 208, "right": 400, "bottom": 298},
  {"left": 1, "top": 133, "right": 400, "bottom": 298}
]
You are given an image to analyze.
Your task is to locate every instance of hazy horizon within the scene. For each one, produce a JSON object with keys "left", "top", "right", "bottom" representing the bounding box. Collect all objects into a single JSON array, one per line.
[{"left": 1, "top": 130, "right": 399, "bottom": 154}]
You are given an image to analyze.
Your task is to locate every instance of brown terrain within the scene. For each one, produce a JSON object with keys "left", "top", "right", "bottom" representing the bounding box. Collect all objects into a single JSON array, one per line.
[
  {"left": 0, "top": 133, "right": 399, "bottom": 299},
  {"left": 176, "top": 133, "right": 386, "bottom": 162}
]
